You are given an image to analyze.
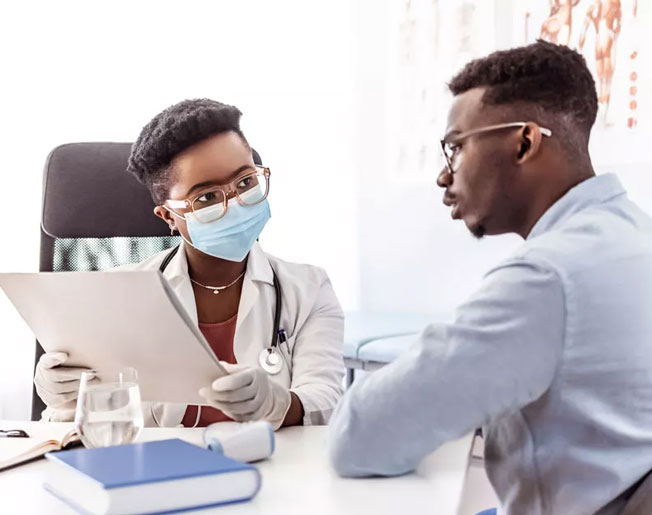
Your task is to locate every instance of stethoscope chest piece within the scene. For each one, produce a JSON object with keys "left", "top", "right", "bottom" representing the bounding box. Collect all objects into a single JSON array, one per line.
[{"left": 259, "top": 347, "right": 283, "bottom": 375}]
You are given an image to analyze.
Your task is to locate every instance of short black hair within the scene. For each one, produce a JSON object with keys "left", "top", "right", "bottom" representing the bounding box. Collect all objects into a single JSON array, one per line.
[
  {"left": 449, "top": 40, "right": 598, "bottom": 140},
  {"left": 127, "top": 98, "right": 248, "bottom": 204}
]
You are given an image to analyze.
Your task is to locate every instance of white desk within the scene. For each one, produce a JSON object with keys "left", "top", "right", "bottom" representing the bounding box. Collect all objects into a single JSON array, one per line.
[{"left": 0, "top": 421, "right": 472, "bottom": 515}]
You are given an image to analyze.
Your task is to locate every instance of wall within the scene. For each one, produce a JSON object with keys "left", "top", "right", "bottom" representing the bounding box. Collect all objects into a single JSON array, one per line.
[
  {"left": 353, "top": 0, "right": 521, "bottom": 318},
  {"left": 1, "top": 0, "right": 650, "bottom": 419},
  {"left": 353, "top": 0, "right": 652, "bottom": 318}
]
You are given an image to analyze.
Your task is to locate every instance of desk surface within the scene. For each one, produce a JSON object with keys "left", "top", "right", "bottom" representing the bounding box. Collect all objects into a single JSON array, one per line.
[{"left": 0, "top": 421, "right": 472, "bottom": 515}]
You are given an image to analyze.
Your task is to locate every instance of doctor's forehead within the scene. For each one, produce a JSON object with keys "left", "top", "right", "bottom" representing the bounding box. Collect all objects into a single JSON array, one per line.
[{"left": 171, "top": 131, "right": 254, "bottom": 184}]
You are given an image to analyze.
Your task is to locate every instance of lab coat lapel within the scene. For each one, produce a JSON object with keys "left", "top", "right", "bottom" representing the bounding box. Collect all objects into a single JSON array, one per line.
[
  {"left": 155, "top": 243, "right": 198, "bottom": 427},
  {"left": 161, "top": 242, "right": 198, "bottom": 326},
  {"left": 236, "top": 276, "right": 260, "bottom": 334},
  {"left": 235, "top": 242, "right": 274, "bottom": 334}
]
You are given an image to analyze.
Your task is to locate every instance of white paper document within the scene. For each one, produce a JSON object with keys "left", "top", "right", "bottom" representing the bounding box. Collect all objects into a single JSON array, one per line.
[{"left": 0, "top": 271, "right": 225, "bottom": 404}]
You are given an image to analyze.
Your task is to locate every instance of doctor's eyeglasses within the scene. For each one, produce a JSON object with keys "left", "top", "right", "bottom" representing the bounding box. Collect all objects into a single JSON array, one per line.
[
  {"left": 440, "top": 122, "right": 552, "bottom": 174},
  {"left": 166, "top": 166, "right": 270, "bottom": 223}
]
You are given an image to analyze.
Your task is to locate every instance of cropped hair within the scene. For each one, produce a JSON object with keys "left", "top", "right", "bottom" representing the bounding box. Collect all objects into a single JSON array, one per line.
[
  {"left": 127, "top": 99, "right": 248, "bottom": 203},
  {"left": 449, "top": 41, "right": 598, "bottom": 139}
]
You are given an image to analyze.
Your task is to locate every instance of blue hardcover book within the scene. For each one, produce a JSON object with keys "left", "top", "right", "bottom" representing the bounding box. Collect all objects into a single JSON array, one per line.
[{"left": 43, "top": 439, "right": 261, "bottom": 514}]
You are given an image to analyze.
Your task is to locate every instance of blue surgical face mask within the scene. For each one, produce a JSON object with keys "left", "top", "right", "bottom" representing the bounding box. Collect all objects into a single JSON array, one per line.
[{"left": 179, "top": 195, "right": 271, "bottom": 262}]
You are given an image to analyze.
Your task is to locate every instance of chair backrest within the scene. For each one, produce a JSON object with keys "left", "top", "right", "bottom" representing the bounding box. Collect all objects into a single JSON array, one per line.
[
  {"left": 33, "top": 142, "right": 178, "bottom": 419},
  {"left": 33, "top": 142, "right": 262, "bottom": 419}
]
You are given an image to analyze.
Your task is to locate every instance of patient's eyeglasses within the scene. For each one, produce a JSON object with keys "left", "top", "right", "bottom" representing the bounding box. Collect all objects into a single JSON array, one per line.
[
  {"left": 165, "top": 166, "right": 271, "bottom": 224},
  {"left": 440, "top": 122, "right": 552, "bottom": 174},
  {"left": 0, "top": 429, "right": 29, "bottom": 438}
]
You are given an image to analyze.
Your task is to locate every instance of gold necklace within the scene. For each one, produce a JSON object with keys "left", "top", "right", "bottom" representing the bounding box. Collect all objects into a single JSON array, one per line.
[{"left": 190, "top": 270, "right": 246, "bottom": 295}]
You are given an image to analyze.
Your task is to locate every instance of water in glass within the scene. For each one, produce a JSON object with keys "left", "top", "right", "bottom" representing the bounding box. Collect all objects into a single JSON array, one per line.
[{"left": 74, "top": 368, "right": 144, "bottom": 448}]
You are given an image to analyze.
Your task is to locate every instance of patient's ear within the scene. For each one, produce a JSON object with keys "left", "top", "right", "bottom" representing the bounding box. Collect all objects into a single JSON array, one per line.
[{"left": 515, "top": 122, "right": 543, "bottom": 164}]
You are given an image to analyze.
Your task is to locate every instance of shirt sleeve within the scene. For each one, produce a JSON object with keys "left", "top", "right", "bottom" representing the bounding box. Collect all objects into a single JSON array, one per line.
[
  {"left": 328, "top": 259, "right": 566, "bottom": 477},
  {"left": 290, "top": 271, "right": 346, "bottom": 426}
]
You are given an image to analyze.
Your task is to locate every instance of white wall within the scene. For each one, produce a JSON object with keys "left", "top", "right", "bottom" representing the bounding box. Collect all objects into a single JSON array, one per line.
[
  {"left": 353, "top": 0, "right": 521, "bottom": 318},
  {"left": 0, "top": 0, "right": 359, "bottom": 419},
  {"left": 1, "top": 0, "right": 650, "bottom": 420},
  {"left": 353, "top": 0, "right": 652, "bottom": 318}
]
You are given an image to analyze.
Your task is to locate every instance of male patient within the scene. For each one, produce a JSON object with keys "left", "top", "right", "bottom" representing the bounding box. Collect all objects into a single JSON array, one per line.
[{"left": 329, "top": 41, "right": 652, "bottom": 515}]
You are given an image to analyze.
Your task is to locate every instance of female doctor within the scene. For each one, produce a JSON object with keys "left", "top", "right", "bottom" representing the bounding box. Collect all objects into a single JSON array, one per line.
[{"left": 34, "top": 98, "right": 345, "bottom": 429}]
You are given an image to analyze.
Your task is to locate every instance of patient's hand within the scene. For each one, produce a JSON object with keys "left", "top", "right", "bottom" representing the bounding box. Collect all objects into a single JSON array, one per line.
[{"left": 34, "top": 352, "right": 91, "bottom": 421}]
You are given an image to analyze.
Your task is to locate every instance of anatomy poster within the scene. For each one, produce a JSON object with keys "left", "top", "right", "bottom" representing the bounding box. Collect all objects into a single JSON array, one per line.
[
  {"left": 521, "top": 0, "right": 651, "bottom": 166},
  {"left": 386, "top": 0, "right": 496, "bottom": 181}
]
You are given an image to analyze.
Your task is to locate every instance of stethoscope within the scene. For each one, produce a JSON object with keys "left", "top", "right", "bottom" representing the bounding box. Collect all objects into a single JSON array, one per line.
[{"left": 159, "top": 245, "right": 286, "bottom": 375}]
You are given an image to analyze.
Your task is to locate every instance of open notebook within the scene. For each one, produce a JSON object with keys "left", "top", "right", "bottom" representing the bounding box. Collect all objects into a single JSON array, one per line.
[{"left": 0, "top": 427, "right": 81, "bottom": 472}]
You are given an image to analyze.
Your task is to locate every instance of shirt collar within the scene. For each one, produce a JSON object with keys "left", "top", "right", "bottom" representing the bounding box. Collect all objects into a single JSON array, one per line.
[
  {"left": 527, "top": 173, "right": 626, "bottom": 240},
  {"left": 163, "top": 240, "right": 274, "bottom": 285}
]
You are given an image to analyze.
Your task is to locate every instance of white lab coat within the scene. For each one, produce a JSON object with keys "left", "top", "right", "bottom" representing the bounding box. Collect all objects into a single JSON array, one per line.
[{"left": 121, "top": 241, "right": 345, "bottom": 427}]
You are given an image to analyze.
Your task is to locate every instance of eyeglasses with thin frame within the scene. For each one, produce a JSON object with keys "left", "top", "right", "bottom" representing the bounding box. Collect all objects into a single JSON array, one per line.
[
  {"left": 440, "top": 122, "right": 552, "bottom": 174},
  {"left": 166, "top": 165, "right": 271, "bottom": 223}
]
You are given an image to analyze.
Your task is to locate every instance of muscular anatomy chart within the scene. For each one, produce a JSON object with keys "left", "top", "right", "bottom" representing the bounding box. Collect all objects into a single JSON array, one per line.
[
  {"left": 523, "top": 0, "right": 649, "bottom": 166},
  {"left": 525, "top": 0, "right": 644, "bottom": 128}
]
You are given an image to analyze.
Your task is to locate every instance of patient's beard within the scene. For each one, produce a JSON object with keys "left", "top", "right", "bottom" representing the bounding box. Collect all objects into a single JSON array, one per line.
[{"left": 470, "top": 223, "right": 486, "bottom": 239}]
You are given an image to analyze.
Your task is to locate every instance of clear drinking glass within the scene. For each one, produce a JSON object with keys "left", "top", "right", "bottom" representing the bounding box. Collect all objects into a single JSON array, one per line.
[{"left": 74, "top": 367, "right": 144, "bottom": 448}]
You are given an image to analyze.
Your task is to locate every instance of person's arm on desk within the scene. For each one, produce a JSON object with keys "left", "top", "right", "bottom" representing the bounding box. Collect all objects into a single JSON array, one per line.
[
  {"left": 328, "top": 261, "right": 565, "bottom": 477},
  {"left": 282, "top": 392, "right": 305, "bottom": 427}
]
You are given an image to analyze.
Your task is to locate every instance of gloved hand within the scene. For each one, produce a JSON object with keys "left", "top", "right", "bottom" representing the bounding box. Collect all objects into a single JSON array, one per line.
[
  {"left": 199, "top": 362, "right": 291, "bottom": 430},
  {"left": 34, "top": 352, "right": 91, "bottom": 422}
]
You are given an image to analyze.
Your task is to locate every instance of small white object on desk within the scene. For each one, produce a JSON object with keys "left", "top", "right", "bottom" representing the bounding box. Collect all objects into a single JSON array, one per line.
[{"left": 203, "top": 421, "right": 275, "bottom": 462}]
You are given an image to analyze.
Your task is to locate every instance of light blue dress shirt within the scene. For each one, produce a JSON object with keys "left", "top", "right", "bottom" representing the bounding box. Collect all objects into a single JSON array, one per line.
[{"left": 329, "top": 174, "right": 652, "bottom": 515}]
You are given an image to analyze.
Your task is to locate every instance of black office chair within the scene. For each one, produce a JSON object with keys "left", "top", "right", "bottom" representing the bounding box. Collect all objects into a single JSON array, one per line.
[{"left": 33, "top": 141, "right": 262, "bottom": 419}]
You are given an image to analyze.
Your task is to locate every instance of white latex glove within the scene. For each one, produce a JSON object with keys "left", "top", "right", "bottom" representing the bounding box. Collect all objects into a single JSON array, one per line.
[
  {"left": 199, "top": 362, "right": 291, "bottom": 430},
  {"left": 34, "top": 352, "right": 91, "bottom": 421}
]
